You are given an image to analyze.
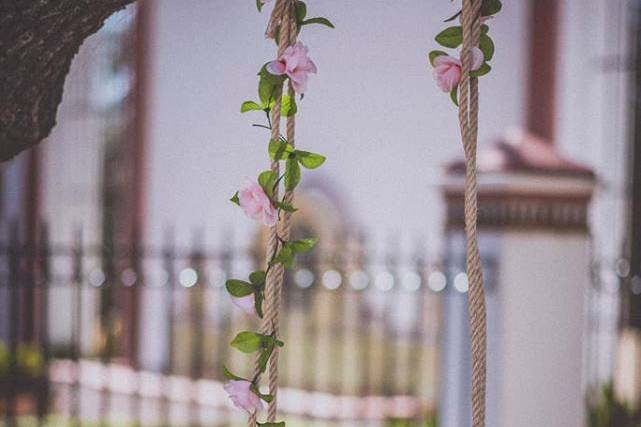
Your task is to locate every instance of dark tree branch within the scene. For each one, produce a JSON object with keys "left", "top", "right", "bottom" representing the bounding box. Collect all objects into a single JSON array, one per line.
[{"left": 0, "top": 0, "right": 136, "bottom": 162}]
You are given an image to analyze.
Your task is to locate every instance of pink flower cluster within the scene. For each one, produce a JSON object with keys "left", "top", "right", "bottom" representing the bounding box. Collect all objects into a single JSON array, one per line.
[
  {"left": 267, "top": 42, "right": 317, "bottom": 93},
  {"left": 238, "top": 180, "right": 278, "bottom": 227},
  {"left": 231, "top": 293, "right": 256, "bottom": 316},
  {"left": 224, "top": 380, "right": 264, "bottom": 414},
  {"left": 432, "top": 47, "right": 484, "bottom": 93}
]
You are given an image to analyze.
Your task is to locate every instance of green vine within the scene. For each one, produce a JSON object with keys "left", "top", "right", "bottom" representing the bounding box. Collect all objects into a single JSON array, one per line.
[
  {"left": 223, "top": 1, "right": 333, "bottom": 425},
  {"left": 429, "top": 0, "right": 502, "bottom": 105}
]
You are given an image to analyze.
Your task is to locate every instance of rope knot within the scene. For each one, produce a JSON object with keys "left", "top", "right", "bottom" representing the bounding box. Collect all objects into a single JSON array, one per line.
[{"left": 265, "top": 0, "right": 293, "bottom": 40}]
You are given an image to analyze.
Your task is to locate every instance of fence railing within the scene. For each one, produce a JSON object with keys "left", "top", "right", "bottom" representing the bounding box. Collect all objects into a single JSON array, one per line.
[{"left": 0, "top": 225, "right": 444, "bottom": 426}]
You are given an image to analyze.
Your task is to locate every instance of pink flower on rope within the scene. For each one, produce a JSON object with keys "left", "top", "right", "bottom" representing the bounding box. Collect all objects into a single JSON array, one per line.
[
  {"left": 239, "top": 181, "right": 278, "bottom": 227},
  {"left": 432, "top": 47, "right": 484, "bottom": 93},
  {"left": 224, "top": 380, "right": 264, "bottom": 414},
  {"left": 230, "top": 293, "right": 257, "bottom": 316},
  {"left": 267, "top": 42, "right": 317, "bottom": 93}
]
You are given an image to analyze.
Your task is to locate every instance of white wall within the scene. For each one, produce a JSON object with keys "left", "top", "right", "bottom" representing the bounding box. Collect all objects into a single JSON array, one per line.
[
  {"left": 557, "top": 0, "right": 632, "bottom": 385},
  {"left": 144, "top": 0, "right": 528, "bottom": 251},
  {"left": 497, "top": 231, "right": 591, "bottom": 427}
]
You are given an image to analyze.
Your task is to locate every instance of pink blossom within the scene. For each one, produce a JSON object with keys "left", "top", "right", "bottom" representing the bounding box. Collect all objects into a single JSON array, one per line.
[
  {"left": 267, "top": 42, "right": 317, "bottom": 93},
  {"left": 239, "top": 181, "right": 278, "bottom": 227},
  {"left": 432, "top": 47, "right": 484, "bottom": 93},
  {"left": 224, "top": 380, "right": 264, "bottom": 414},
  {"left": 231, "top": 293, "right": 257, "bottom": 316}
]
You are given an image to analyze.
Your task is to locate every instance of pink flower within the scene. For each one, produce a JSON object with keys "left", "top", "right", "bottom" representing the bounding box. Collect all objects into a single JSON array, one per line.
[
  {"left": 267, "top": 42, "right": 317, "bottom": 93},
  {"left": 239, "top": 181, "right": 278, "bottom": 227},
  {"left": 231, "top": 294, "right": 257, "bottom": 316},
  {"left": 224, "top": 380, "right": 264, "bottom": 414},
  {"left": 432, "top": 47, "right": 484, "bottom": 93}
]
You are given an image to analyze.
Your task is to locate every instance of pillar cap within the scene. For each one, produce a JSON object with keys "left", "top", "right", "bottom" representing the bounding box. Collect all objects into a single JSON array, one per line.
[
  {"left": 446, "top": 128, "right": 595, "bottom": 179},
  {"left": 442, "top": 129, "right": 596, "bottom": 232}
]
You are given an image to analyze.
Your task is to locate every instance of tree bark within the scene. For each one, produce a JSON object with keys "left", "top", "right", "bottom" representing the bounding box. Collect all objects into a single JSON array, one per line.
[{"left": 0, "top": 0, "right": 136, "bottom": 162}]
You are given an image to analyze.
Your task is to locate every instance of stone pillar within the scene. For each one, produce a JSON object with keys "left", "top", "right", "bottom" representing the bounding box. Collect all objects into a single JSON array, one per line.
[{"left": 439, "top": 130, "right": 595, "bottom": 427}]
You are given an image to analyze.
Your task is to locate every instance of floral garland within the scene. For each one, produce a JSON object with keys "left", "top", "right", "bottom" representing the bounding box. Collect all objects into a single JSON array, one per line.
[
  {"left": 430, "top": 0, "right": 502, "bottom": 104},
  {"left": 223, "top": 1, "right": 333, "bottom": 426}
]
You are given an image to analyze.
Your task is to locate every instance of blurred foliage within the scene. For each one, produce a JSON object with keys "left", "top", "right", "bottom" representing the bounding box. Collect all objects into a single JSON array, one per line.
[
  {"left": 0, "top": 342, "right": 45, "bottom": 378},
  {"left": 587, "top": 383, "right": 641, "bottom": 427},
  {"left": 384, "top": 413, "right": 437, "bottom": 427}
]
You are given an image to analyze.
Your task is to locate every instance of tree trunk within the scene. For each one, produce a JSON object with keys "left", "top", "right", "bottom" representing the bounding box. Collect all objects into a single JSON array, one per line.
[{"left": 0, "top": 0, "right": 136, "bottom": 162}]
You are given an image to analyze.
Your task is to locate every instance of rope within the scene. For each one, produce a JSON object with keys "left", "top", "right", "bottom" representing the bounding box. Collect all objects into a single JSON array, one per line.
[
  {"left": 251, "top": 2, "right": 486, "bottom": 426},
  {"left": 248, "top": 1, "right": 297, "bottom": 424},
  {"left": 458, "top": 1, "right": 487, "bottom": 426}
]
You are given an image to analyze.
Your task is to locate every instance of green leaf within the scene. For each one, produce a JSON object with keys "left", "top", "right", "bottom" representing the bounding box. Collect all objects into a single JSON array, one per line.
[
  {"left": 249, "top": 270, "right": 266, "bottom": 286},
  {"left": 429, "top": 50, "right": 448, "bottom": 67},
  {"left": 251, "top": 383, "right": 274, "bottom": 403},
  {"left": 258, "top": 170, "right": 277, "bottom": 197},
  {"left": 481, "top": 0, "right": 502, "bottom": 16},
  {"left": 481, "top": 24, "right": 489, "bottom": 34},
  {"left": 284, "top": 158, "right": 301, "bottom": 191},
  {"left": 274, "top": 200, "right": 297, "bottom": 212},
  {"left": 230, "top": 331, "right": 264, "bottom": 353},
  {"left": 270, "top": 238, "right": 317, "bottom": 267},
  {"left": 254, "top": 289, "right": 264, "bottom": 318},
  {"left": 258, "top": 423, "right": 286, "bottom": 427},
  {"left": 223, "top": 366, "right": 244, "bottom": 381},
  {"left": 259, "top": 78, "right": 276, "bottom": 106},
  {"left": 435, "top": 26, "right": 462, "bottom": 48},
  {"left": 479, "top": 34, "right": 495, "bottom": 61},
  {"left": 269, "top": 139, "right": 294, "bottom": 160},
  {"left": 230, "top": 192, "right": 240, "bottom": 206},
  {"left": 259, "top": 63, "right": 285, "bottom": 82},
  {"left": 241, "top": 100, "right": 263, "bottom": 113},
  {"left": 450, "top": 86, "right": 459, "bottom": 107},
  {"left": 290, "top": 238, "right": 318, "bottom": 254},
  {"left": 301, "top": 17, "right": 335, "bottom": 29},
  {"left": 258, "top": 393, "right": 273, "bottom": 403},
  {"left": 225, "top": 279, "right": 254, "bottom": 297},
  {"left": 258, "top": 64, "right": 286, "bottom": 105},
  {"left": 295, "top": 150, "right": 326, "bottom": 169},
  {"left": 295, "top": 1, "right": 307, "bottom": 22},
  {"left": 273, "top": 95, "right": 297, "bottom": 117},
  {"left": 257, "top": 342, "right": 274, "bottom": 373},
  {"left": 256, "top": 0, "right": 263, "bottom": 12},
  {"left": 470, "top": 63, "right": 491, "bottom": 77},
  {"left": 270, "top": 243, "right": 294, "bottom": 268}
]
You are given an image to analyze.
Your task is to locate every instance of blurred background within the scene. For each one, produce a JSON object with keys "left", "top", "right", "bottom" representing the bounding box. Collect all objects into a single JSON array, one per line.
[{"left": 1, "top": 0, "right": 640, "bottom": 426}]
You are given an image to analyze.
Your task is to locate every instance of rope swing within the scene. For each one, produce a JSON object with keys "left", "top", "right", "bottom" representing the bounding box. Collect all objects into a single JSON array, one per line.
[
  {"left": 457, "top": 0, "right": 488, "bottom": 425},
  {"left": 224, "top": 0, "right": 495, "bottom": 425},
  {"left": 249, "top": 0, "right": 298, "bottom": 424},
  {"left": 225, "top": 1, "right": 331, "bottom": 426}
]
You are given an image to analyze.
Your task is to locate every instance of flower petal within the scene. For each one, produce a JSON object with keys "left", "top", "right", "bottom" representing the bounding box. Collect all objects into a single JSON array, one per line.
[
  {"left": 231, "top": 294, "right": 257, "bottom": 316},
  {"left": 266, "top": 60, "right": 286, "bottom": 75},
  {"left": 433, "top": 54, "right": 461, "bottom": 68},
  {"left": 471, "top": 47, "right": 484, "bottom": 71}
]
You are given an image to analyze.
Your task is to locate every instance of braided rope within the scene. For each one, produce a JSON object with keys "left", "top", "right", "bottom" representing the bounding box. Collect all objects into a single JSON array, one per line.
[
  {"left": 248, "top": 1, "right": 297, "bottom": 424},
  {"left": 265, "top": 81, "right": 296, "bottom": 421},
  {"left": 458, "top": 1, "right": 486, "bottom": 426}
]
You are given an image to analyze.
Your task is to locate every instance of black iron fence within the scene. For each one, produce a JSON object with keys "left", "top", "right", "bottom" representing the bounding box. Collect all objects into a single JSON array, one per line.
[{"left": 0, "top": 225, "right": 444, "bottom": 426}]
